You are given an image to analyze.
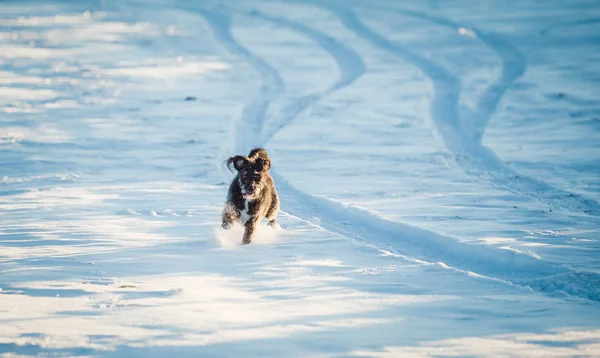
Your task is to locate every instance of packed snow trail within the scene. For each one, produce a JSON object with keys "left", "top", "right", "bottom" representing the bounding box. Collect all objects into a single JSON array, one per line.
[
  {"left": 468, "top": 31, "right": 526, "bottom": 142},
  {"left": 198, "top": 4, "right": 600, "bottom": 302},
  {"left": 248, "top": 10, "right": 366, "bottom": 144},
  {"left": 326, "top": 2, "right": 600, "bottom": 216},
  {"left": 368, "top": 6, "right": 527, "bottom": 141},
  {"left": 271, "top": 174, "right": 600, "bottom": 302},
  {"left": 199, "top": 9, "right": 284, "bottom": 154}
]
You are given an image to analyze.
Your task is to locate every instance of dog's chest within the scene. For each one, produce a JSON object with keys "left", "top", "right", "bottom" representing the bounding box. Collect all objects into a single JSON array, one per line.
[{"left": 239, "top": 199, "right": 252, "bottom": 225}]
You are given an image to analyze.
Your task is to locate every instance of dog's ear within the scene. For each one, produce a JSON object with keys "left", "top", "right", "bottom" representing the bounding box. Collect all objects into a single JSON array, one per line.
[
  {"left": 255, "top": 157, "right": 271, "bottom": 172},
  {"left": 226, "top": 155, "right": 248, "bottom": 172}
]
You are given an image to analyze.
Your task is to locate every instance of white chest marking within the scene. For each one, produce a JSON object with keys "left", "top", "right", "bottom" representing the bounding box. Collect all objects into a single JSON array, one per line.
[{"left": 239, "top": 200, "right": 251, "bottom": 225}]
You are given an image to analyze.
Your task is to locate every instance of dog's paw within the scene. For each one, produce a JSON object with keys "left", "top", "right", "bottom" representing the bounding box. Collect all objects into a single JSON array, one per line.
[
  {"left": 268, "top": 221, "right": 282, "bottom": 230},
  {"left": 221, "top": 221, "right": 233, "bottom": 230}
]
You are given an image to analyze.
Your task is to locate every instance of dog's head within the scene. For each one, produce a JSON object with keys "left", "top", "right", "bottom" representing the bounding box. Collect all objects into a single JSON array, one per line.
[{"left": 226, "top": 148, "right": 271, "bottom": 199}]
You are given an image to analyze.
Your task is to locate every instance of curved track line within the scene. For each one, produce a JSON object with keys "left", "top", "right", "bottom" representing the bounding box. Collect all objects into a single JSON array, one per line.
[
  {"left": 386, "top": 8, "right": 600, "bottom": 215},
  {"left": 335, "top": 4, "right": 600, "bottom": 215},
  {"left": 272, "top": 173, "right": 600, "bottom": 302},
  {"left": 249, "top": 10, "right": 366, "bottom": 144},
  {"left": 378, "top": 8, "right": 527, "bottom": 143},
  {"left": 200, "top": 10, "right": 285, "bottom": 154},
  {"left": 469, "top": 31, "right": 526, "bottom": 142},
  {"left": 318, "top": 5, "right": 468, "bottom": 158},
  {"left": 253, "top": 12, "right": 366, "bottom": 90}
]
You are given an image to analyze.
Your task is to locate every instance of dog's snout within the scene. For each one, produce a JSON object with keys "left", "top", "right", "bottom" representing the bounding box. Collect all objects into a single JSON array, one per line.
[
  {"left": 241, "top": 176, "right": 257, "bottom": 195},
  {"left": 239, "top": 166, "right": 264, "bottom": 198}
]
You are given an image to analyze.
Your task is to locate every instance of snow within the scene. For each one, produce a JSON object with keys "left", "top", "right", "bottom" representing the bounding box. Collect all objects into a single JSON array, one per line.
[{"left": 1, "top": 0, "right": 599, "bottom": 356}]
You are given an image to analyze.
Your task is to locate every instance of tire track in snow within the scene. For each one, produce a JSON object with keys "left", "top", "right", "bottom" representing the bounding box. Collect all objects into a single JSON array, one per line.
[
  {"left": 200, "top": 6, "right": 600, "bottom": 301},
  {"left": 200, "top": 10, "right": 285, "bottom": 154},
  {"left": 379, "top": 8, "right": 526, "bottom": 142},
  {"left": 252, "top": 11, "right": 366, "bottom": 89},
  {"left": 318, "top": 4, "right": 470, "bottom": 162},
  {"left": 272, "top": 173, "right": 600, "bottom": 302},
  {"left": 250, "top": 10, "right": 366, "bottom": 144},
  {"left": 335, "top": 4, "right": 600, "bottom": 216},
  {"left": 468, "top": 31, "right": 526, "bottom": 143}
]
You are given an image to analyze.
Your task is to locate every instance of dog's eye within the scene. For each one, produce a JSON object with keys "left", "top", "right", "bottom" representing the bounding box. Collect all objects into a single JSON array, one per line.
[
  {"left": 253, "top": 173, "right": 260, "bottom": 180},
  {"left": 255, "top": 159, "right": 264, "bottom": 172}
]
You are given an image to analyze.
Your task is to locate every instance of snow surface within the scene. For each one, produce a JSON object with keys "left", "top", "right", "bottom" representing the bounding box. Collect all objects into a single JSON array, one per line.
[{"left": 1, "top": 0, "right": 600, "bottom": 356}]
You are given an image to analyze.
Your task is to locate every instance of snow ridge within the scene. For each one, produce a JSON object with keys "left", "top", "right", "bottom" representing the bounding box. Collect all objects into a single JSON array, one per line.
[
  {"left": 329, "top": 3, "right": 600, "bottom": 216},
  {"left": 199, "top": 9, "right": 285, "bottom": 154},
  {"left": 249, "top": 10, "right": 366, "bottom": 144},
  {"left": 273, "top": 173, "right": 600, "bottom": 301}
]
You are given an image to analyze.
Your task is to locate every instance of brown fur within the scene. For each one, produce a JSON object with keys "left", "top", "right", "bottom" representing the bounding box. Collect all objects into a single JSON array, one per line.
[{"left": 222, "top": 148, "right": 279, "bottom": 244}]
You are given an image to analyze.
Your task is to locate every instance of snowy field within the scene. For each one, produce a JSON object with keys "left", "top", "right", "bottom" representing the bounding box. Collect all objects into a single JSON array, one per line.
[{"left": 1, "top": 0, "right": 600, "bottom": 356}]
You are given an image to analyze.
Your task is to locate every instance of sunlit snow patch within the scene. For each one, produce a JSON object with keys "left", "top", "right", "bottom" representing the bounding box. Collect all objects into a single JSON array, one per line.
[
  {"left": 212, "top": 223, "right": 278, "bottom": 248},
  {"left": 102, "top": 60, "right": 228, "bottom": 79}
]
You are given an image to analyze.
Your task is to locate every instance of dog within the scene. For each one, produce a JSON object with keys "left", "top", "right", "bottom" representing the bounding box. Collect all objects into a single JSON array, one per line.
[{"left": 221, "top": 148, "right": 279, "bottom": 245}]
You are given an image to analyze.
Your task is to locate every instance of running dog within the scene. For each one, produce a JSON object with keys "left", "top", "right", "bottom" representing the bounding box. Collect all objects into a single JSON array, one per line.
[{"left": 221, "top": 148, "right": 279, "bottom": 244}]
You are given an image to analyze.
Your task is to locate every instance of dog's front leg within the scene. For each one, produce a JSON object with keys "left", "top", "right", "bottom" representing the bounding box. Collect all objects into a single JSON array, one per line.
[
  {"left": 266, "top": 192, "right": 279, "bottom": 227},
  {"left": 242, "top": 220, "right": 257, "bottom": 245},
  {"left": 221, "top": 203, "right": 238, "bottom": 230}
]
